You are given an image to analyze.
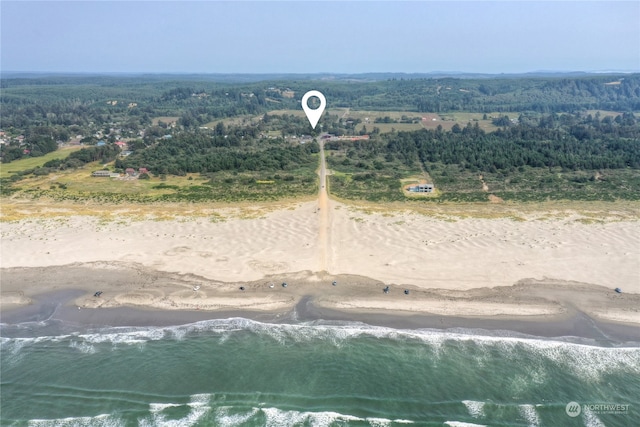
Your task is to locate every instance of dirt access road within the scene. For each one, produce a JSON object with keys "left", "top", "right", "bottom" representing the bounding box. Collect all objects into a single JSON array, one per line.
[{"left": 317, "top": 139, "right": 331, "bottom": 271}]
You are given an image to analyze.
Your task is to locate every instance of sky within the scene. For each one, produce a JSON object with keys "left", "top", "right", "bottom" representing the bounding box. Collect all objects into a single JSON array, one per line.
[{"left": 2, "top": 1, "right": 639, "bottom": 74}]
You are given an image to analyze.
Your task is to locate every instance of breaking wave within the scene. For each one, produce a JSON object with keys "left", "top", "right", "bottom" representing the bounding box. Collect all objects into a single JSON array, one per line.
[{"left": 3, "top": 318, "right": 639, "bottom": 381}]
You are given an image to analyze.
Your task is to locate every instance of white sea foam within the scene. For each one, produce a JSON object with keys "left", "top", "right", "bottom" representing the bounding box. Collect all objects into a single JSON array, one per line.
[
  {"left": 139, "top": 393, "right": 211, "bottom": 427},
  {"left": 444, "top": 422, "right": 488, "bottom": 427},
  {"left": 518, "top": 404, "right": 540, "bottom": 427},
  {"left": 4, "top": 317, "right": 640, "bottom": 381},
  {"left": 261, "top": 407, "right": 362, "bottom": 427},
  {"left": 69, "top": 340, "right": 96, "bottom": 354},
  {"left": 366, "top": 417, "right": 392, "bottom": 427},
  {"left": 214, "top": 407, "right": 260, "bottom": 427},
  {"left": 462, "top": 400, "right": 485, "bottom": 418},
  {"left": 27, "top": 413, "right": 123, "bottom": 427},
  {"left": 0, "top": 336, "right": 28, "bottom": 366},
  {"left": 582, "top": 407, "right": 606, "bottom": 427},
  {"left": 149, "top": 403, "right": 183, "bottom": 413},
  {"left": 211, "top": 405, "right": 414, "bottom": 426},
  {"left": 263, "top": 407, "right": 415, "bottom": 426}
]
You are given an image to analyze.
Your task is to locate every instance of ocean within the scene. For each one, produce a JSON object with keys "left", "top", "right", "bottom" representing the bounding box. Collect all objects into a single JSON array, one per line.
[{"left": 1, "top": 317, "right": 638, "bottom": 427}]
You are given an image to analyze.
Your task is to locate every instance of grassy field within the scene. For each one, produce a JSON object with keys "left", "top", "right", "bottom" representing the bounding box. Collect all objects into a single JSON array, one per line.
[
  {"left": 151, "top": 116, "right": 180, "bottom": 126},
  {"left": 337, "top": 110, "right": 503, "bottom": 133},
  {"left": 0, "top": 147, "right": 83, "bottom": 179},
  {"left": 583, "top": 110, "right": 627, "bottom": 118},
  {"left": 426, "top": 163, "right": 640, "bottom": 203},
  {"left": 6, "top": 159, "right": 319, "bottom": 203},
  {"left": 326, "top": 146, "right": 422, "bottom": 202},
  {"left": 204, "top": 109, "right": 512, "bottom": 135},
  {"left": 356, "top": 122, "right": 424, "bottom": 133},
  {"left": 203, "top": 114, "right": 259, "bottom": 129},
  {"left": 266, "top": 109, "right": 308, "bottom": 117}
]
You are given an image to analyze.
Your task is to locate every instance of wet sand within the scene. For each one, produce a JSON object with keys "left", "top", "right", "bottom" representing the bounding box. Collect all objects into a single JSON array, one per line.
[
  {"left": 3, "top": 288, "right": 640, "bottom": 345},
  {"left": 2, "top": 263, "right": 639, "bottom": 345}
]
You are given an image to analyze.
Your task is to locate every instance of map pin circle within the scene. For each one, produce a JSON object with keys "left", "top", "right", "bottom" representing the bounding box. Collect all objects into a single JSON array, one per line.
[{"left": 301, "top": 90, "right": 326, "bottom": 129}]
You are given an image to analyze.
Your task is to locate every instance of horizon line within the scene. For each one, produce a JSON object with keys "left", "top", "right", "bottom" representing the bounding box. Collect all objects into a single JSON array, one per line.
[{"left": 3, "top": 70, "right": 639, "bottom": 76}]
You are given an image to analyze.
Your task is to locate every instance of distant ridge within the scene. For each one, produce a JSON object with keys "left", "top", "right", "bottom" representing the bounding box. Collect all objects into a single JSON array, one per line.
[{"left": 2, "top": 70, "right": 638, "bottom": 83}]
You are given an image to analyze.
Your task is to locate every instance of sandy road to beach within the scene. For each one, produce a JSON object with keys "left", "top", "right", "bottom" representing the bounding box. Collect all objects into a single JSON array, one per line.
[{"left": 318, "top": 140, "right": 330, "bottom": 271}]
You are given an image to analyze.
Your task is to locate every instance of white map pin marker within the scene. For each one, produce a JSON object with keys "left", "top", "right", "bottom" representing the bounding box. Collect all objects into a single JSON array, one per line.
[{"left": 301, "top": 90, "right": 326, "bottom": 129}]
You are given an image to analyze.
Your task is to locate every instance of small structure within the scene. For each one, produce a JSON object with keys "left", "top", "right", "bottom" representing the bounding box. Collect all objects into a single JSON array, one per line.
[
  {"left": 96, "top": 141, "right": 106, "bottom": 146},
  {"left": 409, "top": 184, "right": 434, "bottom": 193},
  {"left": 139, "top": 167, "right": 149, "bottom": 175},
  {"left": 125, "top": 168, "right": 137, "bottom": 176},
  {"left": 92, "top": 170, "right": 111, "bottom": 177}
]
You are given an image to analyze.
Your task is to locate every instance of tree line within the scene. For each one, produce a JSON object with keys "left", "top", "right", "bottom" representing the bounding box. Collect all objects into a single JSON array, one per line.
[
  {"left": 116, "top": 132, "right": 319, "bottom": 176},
  {"left": 326, "top": 112, "right": 640, "bottom": 174}
]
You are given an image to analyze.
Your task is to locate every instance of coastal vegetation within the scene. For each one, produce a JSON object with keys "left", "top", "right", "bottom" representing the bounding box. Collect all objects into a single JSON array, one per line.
[{"left": 1, "top": 73, "right": 639, "bottom": 203}]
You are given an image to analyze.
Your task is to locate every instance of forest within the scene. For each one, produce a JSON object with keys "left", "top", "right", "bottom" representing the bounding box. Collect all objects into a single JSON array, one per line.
[
  {"left": 1, "top": 73, "right": 638, "bottom": 203},
  {"left": 2, "top": 73, "right": 639, "bottom": 139},
  {"left": 325, "top": 112, "right": 640, "bottom": 202}
]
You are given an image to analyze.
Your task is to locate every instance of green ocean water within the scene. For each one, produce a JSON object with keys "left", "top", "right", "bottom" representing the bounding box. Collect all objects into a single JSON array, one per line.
[{"left": 1, "top": 318, "right": 639, "bottom": 426}]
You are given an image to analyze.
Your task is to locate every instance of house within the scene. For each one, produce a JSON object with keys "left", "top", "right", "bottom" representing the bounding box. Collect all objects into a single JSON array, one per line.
[
  {"left": 92, "top": 170, "right": 111, "bottom": 177},
  {"left": 139, "top": 167, "right": 149, "bottom": 174},
  {"left": 96, "top": 141, "right": 106, "bottom": 146},
  {"left": 125, "top": 168, "right": 136, "bottom": 176},
  {"left": 115, "top": 141, "right": 127, "bottom": 148},
  {"left": 409, "top": 184, "right": 434, "bottom": 193}
]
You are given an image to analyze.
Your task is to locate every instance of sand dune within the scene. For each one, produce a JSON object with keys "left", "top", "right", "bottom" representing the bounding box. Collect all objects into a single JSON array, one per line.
[
  {"left": 329, "top": 204, "right": 639, "bottom": 292},
  {"left": 1, "top": 201, "right": 637, "bottom": 292},
  {"left": 1, "top": 200, "right": 639, "bottom": 323}
]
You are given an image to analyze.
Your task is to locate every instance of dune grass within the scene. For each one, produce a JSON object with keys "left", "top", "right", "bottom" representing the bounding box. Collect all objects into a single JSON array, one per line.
[{"left": 0, "top": 147, "right": 83, "bottom": 179}]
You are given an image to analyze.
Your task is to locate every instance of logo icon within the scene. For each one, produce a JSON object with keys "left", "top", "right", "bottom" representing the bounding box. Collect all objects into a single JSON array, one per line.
[
  {"left": 301, "top": 90, "right": 326, "bottom": 129},
  {"left": 565, "top": 401, "right": 581, "bottom": 417}
]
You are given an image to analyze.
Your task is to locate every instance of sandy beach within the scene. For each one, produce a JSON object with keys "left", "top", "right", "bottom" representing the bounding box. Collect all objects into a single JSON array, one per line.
[{"left": 1, "top": 199, "right": 639, "bottom": 326}]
